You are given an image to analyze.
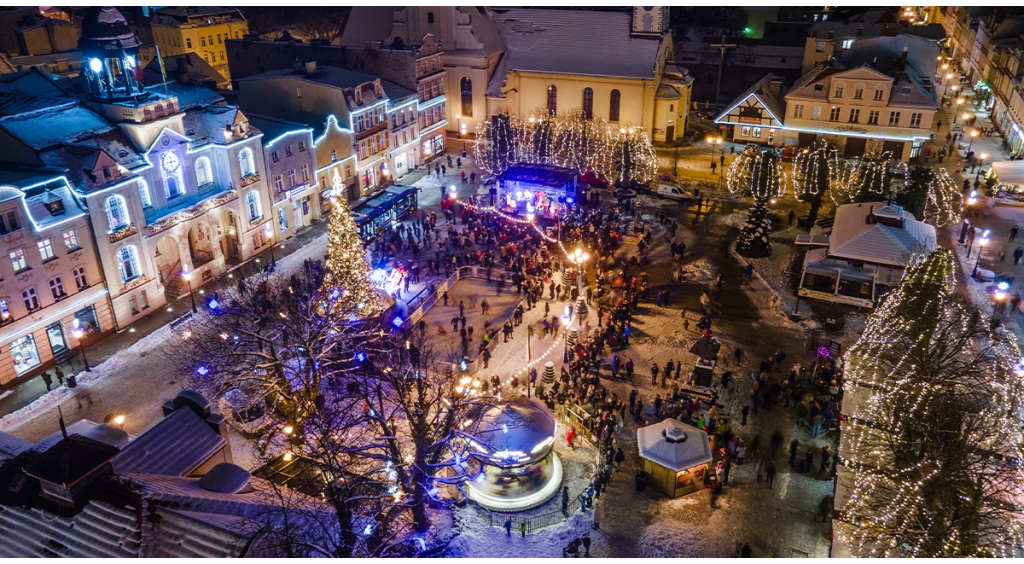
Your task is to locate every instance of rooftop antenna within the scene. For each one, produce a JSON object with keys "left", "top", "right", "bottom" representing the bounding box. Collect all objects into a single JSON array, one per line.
[{"left": 57, "top": 405, "right": 68, "bottom": 440}]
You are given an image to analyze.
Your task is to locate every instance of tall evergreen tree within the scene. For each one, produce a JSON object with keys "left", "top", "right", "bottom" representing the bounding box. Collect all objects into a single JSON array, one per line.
[
  {"left": 735, "top": 198, "right": 773, "bottom": 257},
  {"left": 322, "top": 197, "right": 386, "bottom": 317}
]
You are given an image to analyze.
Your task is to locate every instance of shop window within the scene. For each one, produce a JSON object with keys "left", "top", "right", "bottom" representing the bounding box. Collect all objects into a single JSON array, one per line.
[
  {"left": 74, "top": 305, "right": 100, "bottom": 337},
  {"left": 10, "top": 334, "right": 41, "bottom": 375}
]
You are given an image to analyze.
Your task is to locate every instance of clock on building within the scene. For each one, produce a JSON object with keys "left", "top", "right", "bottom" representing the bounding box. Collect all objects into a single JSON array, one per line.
[{"left": 160, "top": 150, "right": 181, "bottom": 175}]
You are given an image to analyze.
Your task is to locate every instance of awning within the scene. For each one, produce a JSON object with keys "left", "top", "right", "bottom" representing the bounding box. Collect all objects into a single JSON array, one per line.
[{"left": 991, "top": 160, "right": 1024, "bottom": 186}]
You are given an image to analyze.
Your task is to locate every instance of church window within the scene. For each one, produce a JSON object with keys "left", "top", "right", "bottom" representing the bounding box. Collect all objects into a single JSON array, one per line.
[
  {"left": 609, "top": 90, "right": 621, "bottom": 122},
  {"left": 460, "top": 77, "right": 473, "bottom": 117}
]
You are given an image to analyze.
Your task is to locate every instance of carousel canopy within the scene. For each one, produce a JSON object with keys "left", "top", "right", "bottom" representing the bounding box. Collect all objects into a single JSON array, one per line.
[
  {"left": 470, "top": 398, "right": 555, "bottom": 465},
  {"left": 991, "top": 160, "right": 1024, "bottom": 187},
  {"left": 637, "top": 419, "right": 712, "bottom": 472}
]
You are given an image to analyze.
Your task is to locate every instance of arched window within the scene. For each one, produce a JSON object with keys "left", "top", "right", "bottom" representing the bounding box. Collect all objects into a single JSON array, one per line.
[
  {"left": 460, "top": 77, "right": 473, "bottom": 117},
  {"left": 246, "top": 191, "right": 262, "bottom": 221},
  {"left": 105, "top": 195, "right": 130, "bottom": 231},
  {"left": 195, "top": 156, "right": 213, "bottom": 187},
  {"left": 238, "top": 147, "right": 255, "bottom": 177},
  {"left": 137, "top": 179, "right": 152, "bottom": 209},
  {"left": 116, "top": 245, "right": 141, "bottom": 283},
  {"left": 547, "top": 85, "right": 557, "bottom": 115},
  {"left": 609, "top": 89, "right": 621, "bottom": 122},
  {"left": 582, "top": 87, "right": 594, "bottom": 120}
]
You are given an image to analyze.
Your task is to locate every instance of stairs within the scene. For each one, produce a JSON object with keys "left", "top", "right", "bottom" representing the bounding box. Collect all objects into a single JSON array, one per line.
[{"left": 161, "top": 261, "right": 188, "bottom": 299}]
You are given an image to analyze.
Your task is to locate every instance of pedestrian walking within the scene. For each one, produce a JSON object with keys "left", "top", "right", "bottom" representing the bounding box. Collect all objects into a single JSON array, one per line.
[
  {"left": 755, "top": 458, "right": 765, "bottom": 483},
  {"left": 505, "top": 516, "right": 513, "bottom": 537},
  {"left": 723, "top": 458, "right": 731, "bottom": 485},
  {"left": 41, "top": 371, "right": 53, "bottom": 391},
  {"left": 741, "top": 405, "right": 749, "bottom": 425},
  {"left": 54, "top": 365, "right": 65, "bottom": 387},
  {"left": 592, "top": 499, "right": 604, "bottom": 530},
  {"left": 820, "top": 445, "right": 831, "bottom": 472},
  {"left": 651, "top": 362, "right": 659, "bottom": 385},
  {"left": 614, "top": 447, "right": 625, "bottom": 470},
  {"left": 765, "top": 460, "right": 777, "bottom": 487},
  {"left": 789, "top": 438, "right": 799, "bottom": 467},
  {"left": 561, "top": 486, "right": 570, "bottom": 518},
  {"left": 519, "top": 521, "right": 527, "bottom": 538},
  {"left": 566, "top": 426, "right": 577, "bottom": 450},
  {"left": 582, "top": 532, "right": 592, "bottom": 556}
]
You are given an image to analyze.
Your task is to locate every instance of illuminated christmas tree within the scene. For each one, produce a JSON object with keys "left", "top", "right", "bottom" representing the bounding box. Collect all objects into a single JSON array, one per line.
[
  {"left": 839, "top": 250, "right": 1024, "bottom": 557},
  {"left": 792, "top": 141, "right": 844, "bottom": 226},
  {"left": 727, "top": 147, "right": 785, "bottom": 199},
  {"left": 611, "top": 125, "right": 657, "bottom": 184},
  {"left": 322, "top": 196, "right": 386, "bottom": 317}
]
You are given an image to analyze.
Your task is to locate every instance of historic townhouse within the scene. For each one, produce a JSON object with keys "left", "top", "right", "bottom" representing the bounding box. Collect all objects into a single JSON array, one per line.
[
  {"left": 0, "top": 8, "right": 272, "bottom": 330},
  {"left": 0, "top": 173, "right": 110, "bottom": 386},
  {"left": 247, "top": 114, "right": 321, "bottom": 241},
  {"left": 716, "top": 35, "right": 940, "bottom": 162}
]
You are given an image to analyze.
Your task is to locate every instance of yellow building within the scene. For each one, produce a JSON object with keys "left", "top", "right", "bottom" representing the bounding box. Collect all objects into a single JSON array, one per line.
[
  {"left": 342, "top": 7, "right": 692, "bottom": 143},
  {"left": 150, "top": 7, "right": 247, "bottom": 83}
]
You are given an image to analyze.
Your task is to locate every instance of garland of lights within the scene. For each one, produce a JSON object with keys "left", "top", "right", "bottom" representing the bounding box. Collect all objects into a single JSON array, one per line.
[
  {"left": 922, "top": 167, "right": 964, "bottom": 227},
  {"left": 839, "top": 151, "right": 909, "bottom": 203},
  {"left": 322, "top": 193, "right": 386, "bottom": 317},
  {"left": 726, "top": 148, "right": 786, "bottom": 200},
  {"left": 474, "top": 112, "right": 654, "bottom": 185},
  {"left": 838, "top": 250, "right": 1024, "bottom": 557},
  {"left": 792, "top": 142, "right": 846, "bottom": 205}
]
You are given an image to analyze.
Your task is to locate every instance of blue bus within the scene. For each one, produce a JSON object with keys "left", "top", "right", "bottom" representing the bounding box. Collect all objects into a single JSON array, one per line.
[{"left": 352, "top": 185, "right": 419, "bottom": 240}]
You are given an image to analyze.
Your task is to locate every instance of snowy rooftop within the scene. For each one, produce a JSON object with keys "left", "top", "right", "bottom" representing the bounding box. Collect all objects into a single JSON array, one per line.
[
  {"left": 0, "top": 430, "right": 32, "bottom": 462},
  {"left": 112, "top": 407, "right": 226, "bottom": 477},
  {"left": 636, "top": 419, "right": 712, "bottom": 472},
  {"left": 0, "top": 500, "right": 142, "bottom": 558},
  {"left": 0, "top": 98, "right": 114, "bottom": 150},
  {"left": 486, "top": 9, "right": 663, "bottom": 96},
  {"left": 826, "top": 202, "right": 937, "bottom": 267}
]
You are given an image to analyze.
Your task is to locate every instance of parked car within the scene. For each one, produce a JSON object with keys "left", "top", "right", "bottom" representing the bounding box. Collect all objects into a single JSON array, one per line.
[
  {"left": 656, "top": 184, "right": 691, "bottom": 201},
  {"left": 781, "top": 144, "right": 800, "bottom": 163},
  {"left": 580, "top": 170, "right": 609, "bottom": 188},
  {"left": 481, "top": 174, "right": 497, "bottom": 186},
  {"left": 614, "top": 188, "right": 637, "bottom": 202},
  {"left": 615, "top": 178, "right": 650, "bottom": 194}
]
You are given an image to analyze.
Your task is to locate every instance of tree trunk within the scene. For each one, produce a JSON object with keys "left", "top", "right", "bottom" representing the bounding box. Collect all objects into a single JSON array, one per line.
[
  {"left": 411, "top": 442, "right": 430, "bottom": 531},
  {"left": 807, "top": 192, "right": 823, "bottom": 226}
]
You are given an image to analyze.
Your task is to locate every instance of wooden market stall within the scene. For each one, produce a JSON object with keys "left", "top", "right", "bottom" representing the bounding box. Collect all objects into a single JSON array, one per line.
[{"left": 636, "top": 419, "right": 713, "bottom": 498}]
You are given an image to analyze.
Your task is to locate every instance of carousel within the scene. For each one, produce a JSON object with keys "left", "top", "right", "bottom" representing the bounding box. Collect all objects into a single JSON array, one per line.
[{"left": 464, "top": 398, "right": 563, "bottom": 511}]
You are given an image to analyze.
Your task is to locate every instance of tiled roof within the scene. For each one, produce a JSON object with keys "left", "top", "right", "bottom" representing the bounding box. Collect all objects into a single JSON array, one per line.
[
  {"left": 142, "top": 508, "right": 255, "bottom": 558},
  {"left": 112, "top": 408, "right": 226, "bottom": 477},
  {"left": 182, "top": 104, "right": 249, "bottom": 147},
  {"left": 381, "top": 79, "right": 417, "bottom": 104},
  {"left": 0, "top": 431, "right": 32, "bottom": 462},
  {"left": 0, "top": 500, "right": 141, "bottom": 558},
  {"left": 486, "top": 8, "right": 663, "bottom": 97},
  {"left": 337, "top": 7, "right": 402, "bottom": 48}
]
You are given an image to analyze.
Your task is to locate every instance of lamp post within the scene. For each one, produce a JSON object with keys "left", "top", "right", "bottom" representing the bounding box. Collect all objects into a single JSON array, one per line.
[
  {"left": 994, "top": 281, "right": 1009, "bottom": 317},
  {"left": 71, "top": 326, "right": 91, "bottom": 372},
  {"left": 953, "top": 98, "right": 964, "bottom": 124},
  {"left": 707, "top": 134, "right": 722, "bottom": 170},
  {"left": 569, "top": 248, "right": 589, "bottom": 324},
  {"left": 182, "top": 270, "right": 197, "bottom": 313},
  {"left": 979, "top": 153, "right": 988, "bottom": 169},
  {"left": 263, "top": 225, "right": 276, "bottom": 267},
  {"left": 973, "top": 229, "right": 990, "bottom": 279},
  {"left": 455, "top": 113, "right": 462, "bottom": 154},
  {"left": 968, "top": 129, "right": 978, "bottom": 152}
]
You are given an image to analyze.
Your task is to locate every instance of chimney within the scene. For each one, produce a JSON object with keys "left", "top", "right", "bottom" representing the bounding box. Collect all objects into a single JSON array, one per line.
[
  {"left": 856, "top": 25, "right": 863, "bottom": 36},
  {"left": 305, "top": 60, "right": 317, "bottom": 75},
  {"left": 811, "top": 30, "right": 817, "bottom": 38},
  {"left": 902, "top": 46, "right": 908, "bottom": 64},
  {"left": 176, "top": 56, "right": 190, "bottom": 84},
  {"left": 827, "top": 30, "right": 834, "bottom": 39},
  {"left": 769, "top": 78, "right": 783, "bottom": 98}
]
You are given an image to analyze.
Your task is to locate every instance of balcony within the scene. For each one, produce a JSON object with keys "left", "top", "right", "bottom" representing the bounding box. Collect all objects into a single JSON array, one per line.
[{"left": 144, "top": 183, "right": 227, "bottom": 225}]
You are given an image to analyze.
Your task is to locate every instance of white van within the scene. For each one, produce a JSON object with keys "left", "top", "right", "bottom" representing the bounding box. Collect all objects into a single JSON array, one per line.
[{"left": 656, "top": 184, "right": 691, "bottom": 200}]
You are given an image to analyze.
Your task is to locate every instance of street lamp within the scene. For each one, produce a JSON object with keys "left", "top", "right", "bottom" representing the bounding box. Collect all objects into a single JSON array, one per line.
[
  {"left": 953, "top": 99, "right": 964, "bottom": 124},
  {"left": 71, "top": 325, "right": 91, "bottom": 372},
  {"left": 968, "top": 129, "right": 978, "bottom": 152},
  {"left": 994, "top": 281, "right": 1010, "bottom": 316},
  {"left": 973, "top": 229, "right": 990, "bottom": 279},
  {"left": 979, "top": 153, "right": 988, "bottom": 168},
  {"left": 707, "top": 135, "right": 723, "bottom": 173},
  {"left": 944, "top": 73, "right": 953, "bottom": 96},
  {"left": 263, "top": 225, "right": 276, "bottom": 267},
  {"left": 182, "top": 270, "right": 197, "bottom": 313},
  {"left": 569, "top": 248, "right": 589, "bottom": 323}
]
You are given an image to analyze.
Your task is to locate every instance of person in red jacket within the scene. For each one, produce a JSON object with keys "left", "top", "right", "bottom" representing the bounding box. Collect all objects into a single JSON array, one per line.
[{"left": 566, "top": 427, "right": 577, "bottom": 450}]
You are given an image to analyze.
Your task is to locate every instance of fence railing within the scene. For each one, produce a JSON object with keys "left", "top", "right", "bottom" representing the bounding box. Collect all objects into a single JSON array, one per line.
[{"left": 479, "top": 484, "right": 590, "bottom": 533}]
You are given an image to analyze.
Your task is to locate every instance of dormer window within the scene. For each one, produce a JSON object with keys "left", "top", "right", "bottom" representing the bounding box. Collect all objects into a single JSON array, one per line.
[
  {"left": 814, "top": 84, "right": 824, "bottom": 91},
  {"left": 42, "top": 191, "right": 65, "bottom": 216}
]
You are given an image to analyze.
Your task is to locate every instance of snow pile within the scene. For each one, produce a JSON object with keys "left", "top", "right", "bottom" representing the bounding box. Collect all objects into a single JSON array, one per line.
[
  {"left": 446, "top": 511, "right": 605, "bottom": 558},
  {"left": 678, "top": 257, "right": 718, "bottom": 284}
]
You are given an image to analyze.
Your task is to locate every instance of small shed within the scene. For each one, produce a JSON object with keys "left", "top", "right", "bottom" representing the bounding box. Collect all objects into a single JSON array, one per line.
[
  {"left": 636, "top": 419, "right": 712, "bottom": 498},
  {"left": 991, "top": 160, "right": 1024, "bottom": 194}
]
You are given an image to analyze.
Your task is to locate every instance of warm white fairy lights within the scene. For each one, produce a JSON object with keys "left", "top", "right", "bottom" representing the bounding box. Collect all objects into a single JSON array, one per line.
[
  {"left": 474, "top": 112, "right": 655, "bottom": 185},
  {"left": 726, "top": 147, "right": 786, "bottom": 199},
  {"left": 838, "top": 250, "right": 1024, "bottom": 557},
  {"left": 792, "top": 142, "right": 846, "bottom": 204}
]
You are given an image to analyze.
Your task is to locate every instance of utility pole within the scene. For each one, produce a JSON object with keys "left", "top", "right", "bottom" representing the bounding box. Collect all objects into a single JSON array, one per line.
[{"left": 711, "top": 34, "right": 737, "bottom": 112}]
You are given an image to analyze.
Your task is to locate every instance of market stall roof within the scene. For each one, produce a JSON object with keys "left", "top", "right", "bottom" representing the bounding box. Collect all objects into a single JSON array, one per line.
[
  {"left": 636, "top": 419, "right": 712, "bottom": 472},
  {"left": 689, "top": 334, "right": 721, "bottom": 361},
  {"left": 991, "top": 160, "right": 1024, "bottom": 186},
  {"left": 499, "top": 163, "right": 576, "bottom": 188}
]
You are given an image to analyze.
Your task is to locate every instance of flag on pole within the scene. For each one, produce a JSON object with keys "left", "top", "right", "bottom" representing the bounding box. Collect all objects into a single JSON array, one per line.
[{"left": 155, "top": 44, "right": 167, "bottom": 91}]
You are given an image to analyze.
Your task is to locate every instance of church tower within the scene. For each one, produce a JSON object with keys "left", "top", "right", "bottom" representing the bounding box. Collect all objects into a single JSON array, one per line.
[
  {"left": 631, "top": 6, "right": 669, "bottom": 36},
  {"left": 79, "top": 7, "right": 147, "bottom": 101}
]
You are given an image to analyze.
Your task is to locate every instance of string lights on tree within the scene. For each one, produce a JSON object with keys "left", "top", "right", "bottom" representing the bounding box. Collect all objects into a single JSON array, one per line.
[
  {"left": 611, "top": 125, "right": 657, "bottom": 185},
  {"left": 839, "top": 250, "right": 1024, "bottom": 557},
  {"left": 727, "top": 147, "right": 786, "bottom": 200},
  {"left": 792, "top": 141, "right": 844, "bottom": 224},
  {"left": 322, "top": 194, "right": 386, "bottom": 317}
]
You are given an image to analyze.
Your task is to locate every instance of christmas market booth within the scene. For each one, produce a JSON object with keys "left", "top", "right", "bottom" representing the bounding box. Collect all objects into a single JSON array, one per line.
[
  {"left": 636, "top": 419, "right": 712, "bottom": 498},
  {"left": 497, "top": 163, "right": 578, "bottom": 220},
  {"left": 464, "top": 398, "right": 563, "bottom": 511},
  {"left": 990, "top": 160, "right": 1024, "bottom": 196}
]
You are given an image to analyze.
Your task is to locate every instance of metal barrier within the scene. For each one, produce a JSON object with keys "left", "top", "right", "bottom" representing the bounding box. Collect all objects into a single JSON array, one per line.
[{"left": 479, "top": 484, "right": 590, "bottom": 532}]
